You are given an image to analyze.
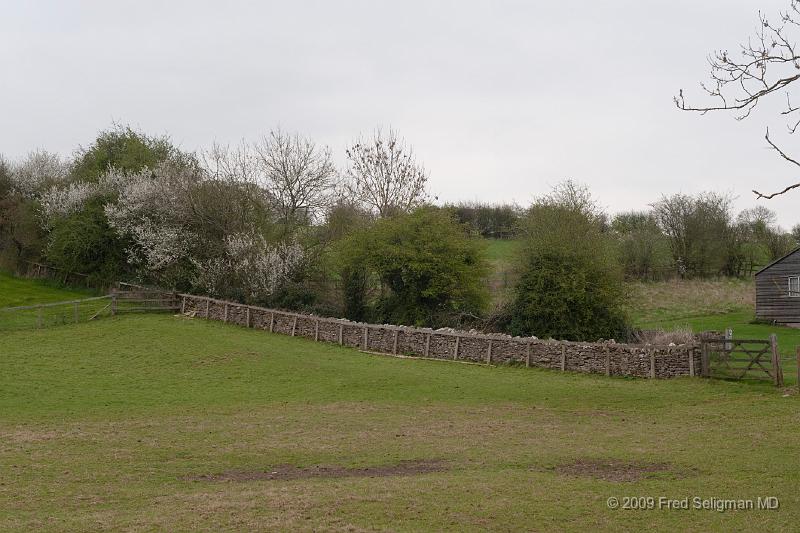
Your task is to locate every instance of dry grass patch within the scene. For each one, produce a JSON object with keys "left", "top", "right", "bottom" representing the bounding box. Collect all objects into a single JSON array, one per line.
[{"left": 627, "top": 278, "right": 754, "bottom": 324}]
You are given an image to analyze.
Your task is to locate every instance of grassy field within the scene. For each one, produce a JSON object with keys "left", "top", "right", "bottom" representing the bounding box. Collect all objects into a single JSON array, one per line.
[
  {"left": 0, "top": 271, "right": 92, "bottom": 308},
  {"left": 2, "top": 313, "right": 799, "bottom": 531},
  {"left": 484, "top": 239, "right": 521, "bottom": 305}
]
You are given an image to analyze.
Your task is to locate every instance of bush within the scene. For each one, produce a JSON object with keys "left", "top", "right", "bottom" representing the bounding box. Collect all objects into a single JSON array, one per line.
[
  {"left": 335, "top": 207, "right": 489, "bottom": 326},
  {"left": 45, "top": 199, "right": 130, "bottom": 285},
  {"left": 502, "top": 252, "right": 628, "bottom": 341},
  {"left": 501, "top": 181, "right": 630, "bottom": 341}
]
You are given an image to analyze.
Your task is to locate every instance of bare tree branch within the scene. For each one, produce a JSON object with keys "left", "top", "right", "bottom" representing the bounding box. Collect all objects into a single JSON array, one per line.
[
  {"left": 344, "top": 128, "right": 428, "bottom": 217},
  {"left": 678, "top": 1, "right": 800, "bottom": 198}
]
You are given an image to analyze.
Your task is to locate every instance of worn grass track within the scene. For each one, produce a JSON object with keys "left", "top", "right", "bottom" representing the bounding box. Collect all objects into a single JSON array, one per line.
[{"left": 1, "top": 314, "right": 798, "bottom": 531}]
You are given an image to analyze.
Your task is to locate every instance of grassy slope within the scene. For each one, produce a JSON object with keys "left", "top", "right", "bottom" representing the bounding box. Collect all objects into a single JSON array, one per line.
[
  {"left": 1, "top": 314, "right": 799, "bottom": 531},
  {"left": 0, "top": 271, "right": 91, "bottom": 308}
]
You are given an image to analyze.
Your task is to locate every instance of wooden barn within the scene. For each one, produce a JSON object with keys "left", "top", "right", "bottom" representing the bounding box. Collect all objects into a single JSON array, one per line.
[{"left": 755, "top": 247, "right": 800, "bottom": 325}]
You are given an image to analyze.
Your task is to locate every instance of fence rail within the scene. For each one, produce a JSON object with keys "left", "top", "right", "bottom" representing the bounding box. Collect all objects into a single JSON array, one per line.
[
  {"left": 0, "top": 291, "right": 179, "bottom": 332},
  {"left": 0, "top": 296, "right": 114, "bottom": 332}
]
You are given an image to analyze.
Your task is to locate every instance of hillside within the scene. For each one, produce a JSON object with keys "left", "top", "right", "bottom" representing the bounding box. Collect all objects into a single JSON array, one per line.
[{"left": 0, "top": 272, "right": 92, "bottom": 308}]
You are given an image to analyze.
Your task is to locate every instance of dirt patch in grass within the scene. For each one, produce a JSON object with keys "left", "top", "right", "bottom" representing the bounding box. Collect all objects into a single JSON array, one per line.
[
  {"left": 554, "top": 459, "right": 673, "bottom": 482},
  {"left": 186, "top": 459, "right": 447, "bottom": 482}
]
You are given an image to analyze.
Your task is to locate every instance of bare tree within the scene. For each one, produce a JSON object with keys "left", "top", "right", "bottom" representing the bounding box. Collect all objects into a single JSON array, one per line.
[
  {"left": 344, "top": 128, "right": 428, "bottom": 217},
  {"left": 254, "top": 129, "right": 336, "bottom": 227},
  {"left": 676, "top": 1, "right": 800, "bottom": 198}
]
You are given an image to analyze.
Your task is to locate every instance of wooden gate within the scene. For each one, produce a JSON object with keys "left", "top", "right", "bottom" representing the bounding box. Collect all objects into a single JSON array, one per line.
[
  {"left": 112, "top": 285, "right": 180, "bottom": 314},
  {"left": 700, "top": 335, "right": 784, "bottom": 387}
]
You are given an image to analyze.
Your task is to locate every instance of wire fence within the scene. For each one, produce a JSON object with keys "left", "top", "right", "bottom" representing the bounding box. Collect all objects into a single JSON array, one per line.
[{"left": 0, "top": 292, "right": 180, "bottom": 333}]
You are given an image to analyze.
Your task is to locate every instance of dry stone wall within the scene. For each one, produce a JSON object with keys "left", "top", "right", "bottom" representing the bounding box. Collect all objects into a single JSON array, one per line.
[{"left": 179, "top": 294, "right": 701, "bottom": 379}]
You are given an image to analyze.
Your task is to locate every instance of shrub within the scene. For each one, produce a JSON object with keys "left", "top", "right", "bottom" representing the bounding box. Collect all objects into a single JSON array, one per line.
[
  {"left": 501, "top": 181, "right": 630, "bottom": 341},
  {"left": 503, "top": 252, "right": 629, "bottom": 341},
  {"left": 336, "top": 207, "right": 489, "bottom": 326}
]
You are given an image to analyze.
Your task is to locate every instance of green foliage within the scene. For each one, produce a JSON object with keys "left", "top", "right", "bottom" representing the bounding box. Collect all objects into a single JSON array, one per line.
[
  {"left": 335, "top": 207, "right": 489, "bottom": 326},
  {"left": 71, "top": 125, "right": 184, "bottom": 182},
  {"left": 503, "top": 253, "right": 629, "bottom": 341},
  {"left": 44, "top": 125, "right": 189, "bottom": 285},
  {"left": 45, "top": 199, "right": 130, "bottom": 285},
  {"left": 503, "top": 181, "right": 629, "bottom": 341}
]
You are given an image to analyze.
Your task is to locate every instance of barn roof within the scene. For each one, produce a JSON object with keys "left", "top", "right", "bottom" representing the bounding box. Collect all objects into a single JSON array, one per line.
[{"left": 755, "top": 247, "right": 800, "bottom": 276}]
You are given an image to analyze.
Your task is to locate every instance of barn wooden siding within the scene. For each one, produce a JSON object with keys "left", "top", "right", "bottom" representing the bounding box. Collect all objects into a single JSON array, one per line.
[{"left": 755, "top": 248, "right": 800, "bottom": 324}]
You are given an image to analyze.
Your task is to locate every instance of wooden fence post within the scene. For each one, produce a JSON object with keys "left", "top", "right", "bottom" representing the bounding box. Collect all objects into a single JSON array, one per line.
[
  {"left": 526, "top": 341, "right": 531, "bottom": 368},
  {"left": 424, "top": 333, "right": 431, "bottom": 357},
  {"left": 269, "top": 312, "right": 275, "bottom": 333},
  {"left": 111, "top": 295, "right": 117, "bottom": 316},
  {"left": 246, "top": 307, "right": 251, "bottom": 328},
  {"left": 223, "top": 303, "right": 229, "bottom": 323},
  {"left": 770, "top": 334, "right": 784, "bottom": 387},
  {"left": 314, "top": 319, "right": 320, "bottom": 341},
  {"left": 796, "top": 346, "right": 800, "bottom": 391},
  {"left": 560, "top": 344, "right": 566, "bottom": 371},
  {"left": 181, "top": 296, "right": 186, "bottom": 314},
  {"left": 338, "top": 323, "right": 343, "bottom": 345},
  {"left": 205, "top": 298, "right": 210, "bottom": 319},
  {"left": 724, "top": 328, "right": 733, "bottom": 353},
  {"left": 486, "top": 339, "right": 493, "bottom": 365},
  {"left": 453, "top": 335, "right": 460, "bottom": 361},
  {"left": 701, "top": 342, "right": 710, "bottom": 378},
  {"left": 291, "top": 316, "right": 298, "bottom": 337},
  {"left": 392, "top": 329, "right": 398, "bottom": 354},
  {"left": 605, "top": 344, "right": 611, "bottom": 376},
  {"left": 688, "top": 347, "right": 695, "bottom": 377}
]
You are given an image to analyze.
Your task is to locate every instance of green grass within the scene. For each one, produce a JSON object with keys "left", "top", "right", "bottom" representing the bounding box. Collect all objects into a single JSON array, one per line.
[
  {"left": 627, "top": 278, "right": 755, "bottom": 325},
  {"left": 484, "top": 239, "right": 521, "bottom": 305},
  {"left": 638, "top": 309, "right": 800, "bottom": 385},
  {"left": 629, "top": 279, "right": 799, "bottom": 384},
  {"left": 2, "top": 314, "right": 799, "bottom": 531},
  {"left": 484, "top": 238, "right": 521, "bottom": 263},
  {"left": 0, "top": 271, "right": 92, "bottom": 308}
]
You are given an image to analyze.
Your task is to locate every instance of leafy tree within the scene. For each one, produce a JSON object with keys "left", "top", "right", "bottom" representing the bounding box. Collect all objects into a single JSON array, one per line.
[
  {"left": 501, "top": 181, "right": 629, "bottom": 341},
  {"left": 335, "top": 207, "right": 488, "bottom": 326},
  {"left": 45, "top": 199, "right": 130, "bottom": 285},
  {"left": 504, "top": 252, "right": 629, "bottom": 341},
  {"left": 42, "top": 126, "right": 193, "bottom": 284},
  {"left": 71, "top": 125, "right": 184, "bottom": 182}
]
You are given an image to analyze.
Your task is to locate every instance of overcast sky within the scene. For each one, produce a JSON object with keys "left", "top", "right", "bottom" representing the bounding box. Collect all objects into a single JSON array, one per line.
[{"left": 2, "top": 0, "right": 798, "bottom": 227}]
